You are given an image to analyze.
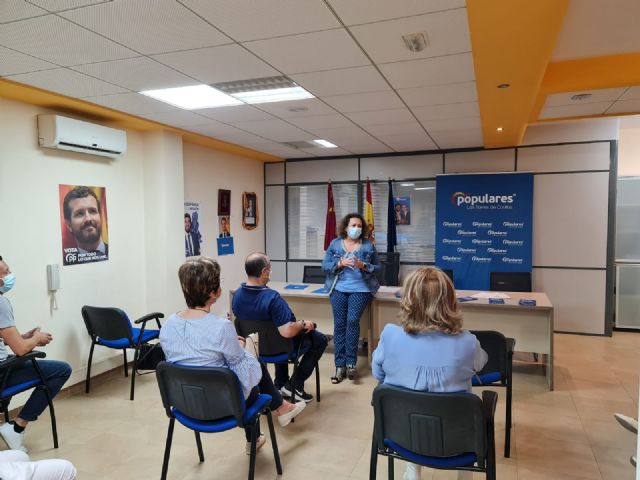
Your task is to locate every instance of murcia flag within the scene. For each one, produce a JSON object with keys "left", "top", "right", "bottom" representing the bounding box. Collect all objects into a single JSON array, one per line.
[{"left": 324, "top": 182, "right": 337, "bottom": 250}]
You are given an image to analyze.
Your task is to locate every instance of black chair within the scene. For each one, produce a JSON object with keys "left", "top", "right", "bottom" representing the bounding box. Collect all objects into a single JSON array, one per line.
[
  {"left": 81, "top": 306, "right": 163, "bottom": 400},
  {"left": 156, "top": 362, "right": 282, "bottom": 480},
  {"left": 489, "top": 271, "right": 532, "bottom": 292},
  {"left": 370, "top": 384, "right": 497, "bottom": 480},
  {"left": 0, "top": 351, "right": 59, "bottom": 448},
  {"left": 442, "top": 269, "right": 454, "bottom": 283},
  {"left": 303, "top": 265, "right": 326, "bottom": 284},
  {"left": 470, "top": 330, "right": 515, "bottom": 458},
  {"left": 375, "top": 252, "right": 400, "bottom": 286},
  {"left": 235, "top": 319, "right": 320, "bottom": 404}
]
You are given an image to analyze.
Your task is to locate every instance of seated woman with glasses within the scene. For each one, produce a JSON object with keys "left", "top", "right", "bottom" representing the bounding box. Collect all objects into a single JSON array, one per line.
[
  {"left": 372, "top": 267, "right": 488, "bottom": 480},
  {"left": 160, "top": 257, "right": 305, "bottom": 456}
]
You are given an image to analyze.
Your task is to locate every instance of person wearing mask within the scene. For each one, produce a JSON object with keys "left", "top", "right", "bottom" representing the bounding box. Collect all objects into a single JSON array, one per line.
[
  {"left": 160, "top": 257, "right": 305, "bottom": 455},
  {"left": 322, "top": 213, "right": 379, "bottom": 383},
  {"left": 0, "top": 255, "right": 72, "bottom": 453},
  {"left": 372, "top": 267, "right": 488, "bottom": 480}
]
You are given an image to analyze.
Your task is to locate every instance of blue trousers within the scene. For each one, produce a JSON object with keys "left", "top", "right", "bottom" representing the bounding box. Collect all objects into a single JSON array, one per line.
[
  {"left": 329, "top": 291, "right": 373, "bottom": 367},
  {"left": 4, "top": 360, "right": 72, "bottom": 422}
]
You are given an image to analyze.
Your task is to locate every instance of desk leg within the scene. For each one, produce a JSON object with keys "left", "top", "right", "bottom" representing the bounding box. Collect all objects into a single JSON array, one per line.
[
  {"left": 547, "top": 310, "right": 554, "bottom": 391},
  {"left": 367, "top": 307, "right": 373, "bottom": 366}
]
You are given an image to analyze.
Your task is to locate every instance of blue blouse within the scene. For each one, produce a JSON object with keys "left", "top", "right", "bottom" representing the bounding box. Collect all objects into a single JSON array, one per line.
[
  {"left": 372, "top": 324, "right": 488, "bottom": 393},
  {"left": 322, "top": 238, "right": 380, "bottom": 294}
]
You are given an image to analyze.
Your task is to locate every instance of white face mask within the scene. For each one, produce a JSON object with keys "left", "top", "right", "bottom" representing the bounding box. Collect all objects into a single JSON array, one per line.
[{"left": 347, "top": 226, "right": 362, "bottom": 240}]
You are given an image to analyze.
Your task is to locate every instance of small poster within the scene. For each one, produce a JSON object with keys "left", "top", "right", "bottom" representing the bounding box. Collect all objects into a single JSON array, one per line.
[
  {"left": 218, "top": 215, "right": 231, "bottom": 238},
  {"left": 394, "top": 196, "right": 411, "bottom": 225},
  {"left": 184, "top": 202, "right": 202, "bottom": 257},
  {"left": 218, "top": 189, "right": 231, "bottom": 216},
  {"left": 242, "top": 192, "right": 258, "bottom": 229},
  {"left": 59, "top": 184, "right": 109, "bottom": 266},
  {"left": 217, "top": 237, "right": 234, "bottom": 256}
]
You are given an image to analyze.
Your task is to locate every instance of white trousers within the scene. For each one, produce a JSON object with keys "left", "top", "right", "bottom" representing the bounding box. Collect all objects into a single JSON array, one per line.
[{"left": 0, "top": 450, "right": 76, "bottom": 480}]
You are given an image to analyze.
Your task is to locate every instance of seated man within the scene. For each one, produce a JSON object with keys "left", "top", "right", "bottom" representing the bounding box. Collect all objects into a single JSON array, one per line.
[
  {"left": 233, "top": 253, "right": 328, "bottom": 402},
  {"left": 0, "top": 255, "right": 72, "bottom": 452}
]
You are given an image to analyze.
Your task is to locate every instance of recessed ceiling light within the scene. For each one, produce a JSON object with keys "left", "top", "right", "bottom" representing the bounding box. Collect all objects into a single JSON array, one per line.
[
  {"left": 313, "top": 139, "right": 337, "bottom": 148},
  {"left": 402, "top": 32, "right": 429, "bottom": 52},
  {"left": 496, "top": 127, "right": 503, "bottom": 132},
  {"left": 212, "top": 76, "right": 314, "bottom": 104},
  {"left": 571, "top": 93, "right": 593, "bottom": 101},
  {"left": 231, "top": 87, "right": 313, "bottom": 104},
  {"left": 497, "top": 83, "right": 510, "bottom": 89},
  {"left": 414, "top": 187, "right": 435, "bottom": 191},
  {"left": 400, "top": 183, "right": 415, "bottom": 187},
  {"left": 140, "top": 85, "right": 242, "bottom": 109}
]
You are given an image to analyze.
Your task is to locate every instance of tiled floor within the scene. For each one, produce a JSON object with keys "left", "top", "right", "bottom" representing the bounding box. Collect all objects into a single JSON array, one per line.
[{"left": 18, "top": 332, "right": 640, "bottom": 479}]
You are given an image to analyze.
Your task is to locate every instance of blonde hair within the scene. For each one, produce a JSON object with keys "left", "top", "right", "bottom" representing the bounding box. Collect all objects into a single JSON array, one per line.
[{"left": 399, "top": 267, "right": 463, "bottom": 335}]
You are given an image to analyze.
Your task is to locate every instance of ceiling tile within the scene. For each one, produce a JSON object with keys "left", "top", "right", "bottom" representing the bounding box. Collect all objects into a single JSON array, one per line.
[
  {"left": 7, "top": 68, "right": 127, "bottom": 97},
  {"left": 291, "top": 114, "right": 354, "bottom": 130},
  {"left": 0, "top": 0, "right": 47, "bottom": 22},
  {"left": 544, "top": 88, "right": 627, "bottom": 107},
  {"left": 322, "top": 90, "right": 404, "bottom": 113},
  {"left": 291, "top": 66, "right": 389, "bottom": 97},
  {"left": 60, "top": 0, "right": 231, "bottom": 55},
  {"left": 0, "top": 45, "right": 56, "bottom": 75},
  {"left": 244, "top": 29, "right": 370, "bottom": 74},
  {"left": 412, "top": 101, "right": 479, "bottom": 122},
  {"left": 342, "top": 141, "right": 394, "bottom": 154},
  {"left": 606, "top": 99, "right": 640, "bottom": 115},
  {"left": 538, "top": 102, "right": 613, "bottom": 119},
  {"left": 71, "top": 57, "right": 195, "bottom": 91},
  {"left": 620, "top": 86, "right": 640, "bottom": 101},
  {"left": 256, "top": 98, "right": 337, "bottom": 118},
  {"left": 377, "top": 132, "right": 438, "bottom": 151},
  {"left": 0, "top": 15, "right": 136, "bottom": 65},
  {"left": 430, "top": 128, "right": 483, "bottom": 149},
  {"left": 84, "top": 92, "right": 179, "bottom": 115},
  {"left": 232, "top": 118, "right": 315, "bottom": 142},
  {"left": 195, "top": 105, "right": 275, "bottom": 124},
  {"left": 346, "top": 108, "right": 415, "bottom": 126},
  {"left": 180, "top": 0, "right": 340, "bottom": 41},
  {"left": 311, "top": 126, "right": 376, "bottom": 142},
  {"left": 398, "top": 81, "right": 477, "bottom": 107},
  {"left": 152, "top": 44, "right": 279, "bottom": 84},
  {"left": 140, "top": 110, "right": 212, "bottom": 128},
  {"left": 349, "top": 8, "right": 471, "bottom": 64},
  {"left": 188, "top": 122, "right": 271, "bottom": 144},
  {"left": 299, "top": 147, "right": 352, "bottom": 156},
  {"left": 328, "top": 0, "right": 465, "bottom": 26},
  {"left": 250, "top": 142, "right": 312, "bottom": 158},
  {"left": 28, "top": 1, "right": 111, "bottom": 12},
  {"left": 363, "top": 122, "right": 424, "bottom": 136},
  {"left": 379, "top": 52, "right": 475, "bottom": 89},
  {"left": 421, "top": 116, "right": 481, "bottom": 132}
]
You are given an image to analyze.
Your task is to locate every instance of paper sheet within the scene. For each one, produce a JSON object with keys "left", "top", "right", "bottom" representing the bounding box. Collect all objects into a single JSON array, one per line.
[{"left": 471, "top": 291, "right": 511, "bottom": 299}]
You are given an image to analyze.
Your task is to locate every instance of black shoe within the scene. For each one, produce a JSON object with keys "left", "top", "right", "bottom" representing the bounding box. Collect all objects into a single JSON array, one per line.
[{"left": 280, "top": 383, "right": 313, "bottom": 402}]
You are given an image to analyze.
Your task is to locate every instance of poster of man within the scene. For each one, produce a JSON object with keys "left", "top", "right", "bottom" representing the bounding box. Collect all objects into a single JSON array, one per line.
[
  {"left": 394, "top": 196, "right": 411, "bottom": 225},
  {"left": 219, "top": 216, "right": 231, "bottom": 238},
  {"left": 59, "top": 185, "right": 109, "bottom": 266},
  {"left": 184, "top": 202, "right": 202, "bottom": 257},
  {"left": 242, "top": 192, "right": 258, "bottom": 229}
]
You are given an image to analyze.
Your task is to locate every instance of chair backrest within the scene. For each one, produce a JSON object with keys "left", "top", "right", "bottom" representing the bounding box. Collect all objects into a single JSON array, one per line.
[
  {"left": 303, "top": 265, "right": 326, "bottom": 284},
  {"left": 156, "top": 362, "right": 245, "bottom": 424},
  {"left": 81, "top": 306, "right": 133, "bottom": 342},
  {"left": 469, "top": 330, "right": 507, "bottom": 377},
  {"left": 489, "top": 271, "right": 531, "bottom": 292},
  {"left": 442, "top": 269, "right": 454, "bottom": 283},
  {"left": 375, "top": 251, "right": 400, "bottom": 286},
  {"left": 234, "top": 319, "right": 292, "bottom": 357},
  {"left": 372, "top": 384, "right": 486, "bottom": 462}
]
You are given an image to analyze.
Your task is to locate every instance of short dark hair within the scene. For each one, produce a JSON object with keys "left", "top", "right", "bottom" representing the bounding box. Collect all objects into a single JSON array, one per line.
[
  {"left": 245, "top": 253, "right": 269, "bottom": 278},
  {"left": 63, "top": 186, "right": 100, "bottom": 220},
  {"left": 178, "top": 257, "right": 221, "bottom": 309},
  {"left": 338, "top": 213, "right": 368, "bottom": 240},
  {"left": 184, "top": 213, "right": 191, "bottom": 220}
]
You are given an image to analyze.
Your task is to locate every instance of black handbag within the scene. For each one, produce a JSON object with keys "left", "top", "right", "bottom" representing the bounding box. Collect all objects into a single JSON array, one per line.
[{"left": 136, "top": 342, "right": 165, "bottom": 370}]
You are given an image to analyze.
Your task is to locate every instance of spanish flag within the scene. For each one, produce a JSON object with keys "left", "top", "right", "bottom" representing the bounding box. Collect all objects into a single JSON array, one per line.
[
  {"left": 324, "top": 182, "right": 337, "bottom": 250},
  {"left": 364, "top": 179, "right": 375, "bottom": 244}
]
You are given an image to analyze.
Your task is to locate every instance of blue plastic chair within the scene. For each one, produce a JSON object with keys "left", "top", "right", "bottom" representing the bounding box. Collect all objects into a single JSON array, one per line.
[
  {"left": 155, "top": 362, "right": 282, "bottom": 480},
  {"left": 470, "top": 330, "right": 515, "bottom": 458},
  {"left": 0, "top": 350, "right": 59, "bottom": 448},
  {"left": 81, "top": 306, "right": 162, "bottom": 400},
  {"left": 370, "top": 384, "right": 497, "bottom": 480}
]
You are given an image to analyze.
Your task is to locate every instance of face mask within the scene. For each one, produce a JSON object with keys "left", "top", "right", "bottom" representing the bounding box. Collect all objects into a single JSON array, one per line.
[
  {"left": 347, "top": 227, "right": 362, "bottom": 240},
  {"left": 0, "top": 273, "right": 16, "bottom": 294}
]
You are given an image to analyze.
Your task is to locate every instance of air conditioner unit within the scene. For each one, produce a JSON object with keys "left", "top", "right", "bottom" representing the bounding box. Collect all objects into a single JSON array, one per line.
[{"left": 37, "top": 114, "right": 127, "bottom": 158}]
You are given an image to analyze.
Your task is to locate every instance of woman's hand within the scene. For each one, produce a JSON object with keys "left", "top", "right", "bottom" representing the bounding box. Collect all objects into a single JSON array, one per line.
[
  {"left": 339, "top": 257, "right": 355, "bottom": 269},
  {"left": 237, "top": 336, "right": 246, "bottom": 348},
  {"left": 355, "top": 259, "right": 367, "bottom": 271}
]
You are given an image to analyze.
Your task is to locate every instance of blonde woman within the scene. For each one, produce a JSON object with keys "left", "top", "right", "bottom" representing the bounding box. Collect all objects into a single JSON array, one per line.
[{"left": 372, "top": 267, "right": 487, "bottom": 480}]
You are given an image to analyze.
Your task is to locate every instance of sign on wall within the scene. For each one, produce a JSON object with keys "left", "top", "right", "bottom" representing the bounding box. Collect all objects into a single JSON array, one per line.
[{"left": 435, "top": 173, "right": 533, "bottom": 290}]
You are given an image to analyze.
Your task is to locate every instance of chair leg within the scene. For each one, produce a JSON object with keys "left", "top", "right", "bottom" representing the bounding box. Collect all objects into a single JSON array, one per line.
[
  {"left": 2, "top": 403, "right": 9, "bottom": 423},
  {"left": 369, "top": 435, "right": 378, "bottom": 480},
  {"left": 86, "top": 341, "right": 95, "bottom": 394},
  {"left": 194, "top": 431, "right": 204, "bottom": 462},
  {"left": 388, "top": 456, "right": 394, "bottom": 480},
  {"left": 315, "top": 360, "right": 321, "bottom": 402},
  {"left": 290, "top": 358, "right": 299, "bottom": 406},
  {"left": 505, "top": 383, "right": 512, "bottom": 458},
  {"left": 248, "top": 417, "right": 259, "bottom": 480},
  {"left": 43, "top": 387, "right": 59, "bottom": 448},
  {"left": 265, "top": 410, "right": 282, "bottom": 475},
  {"left": 161, "top": 418, "right": 175, "bottom": 480},
  {"left": 130, "top": 346, "right": 140, "bottom": 401}
]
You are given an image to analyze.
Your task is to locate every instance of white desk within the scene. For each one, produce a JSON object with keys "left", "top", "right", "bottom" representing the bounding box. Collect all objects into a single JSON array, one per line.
[{"left": 230, "top": 282, "right": 554, "bottom": 390}]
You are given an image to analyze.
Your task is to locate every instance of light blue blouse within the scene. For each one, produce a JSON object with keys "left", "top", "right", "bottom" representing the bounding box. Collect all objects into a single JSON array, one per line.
[
  {"left": 372, "top": 324, "right": 488, "bottom": 393},
  {"left": 159, "top": 312, "right": 262, "bottom": 398}
]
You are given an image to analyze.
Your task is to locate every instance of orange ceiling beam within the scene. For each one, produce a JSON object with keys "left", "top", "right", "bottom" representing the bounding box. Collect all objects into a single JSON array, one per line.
[
  {"left": 0, "top": 77, "right": 282, "bottom": 162},
  {"left": 466, "top": 0, "right": 569, "bottom": 148}
]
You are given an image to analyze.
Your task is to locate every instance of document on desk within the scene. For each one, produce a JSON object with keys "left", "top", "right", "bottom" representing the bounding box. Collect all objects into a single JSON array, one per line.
[
  {"left": 378, "top": 286, "right": 401, "bottom": 294},
  {"left": 471, "top": 291, "right": 511, "bottom": 299}
]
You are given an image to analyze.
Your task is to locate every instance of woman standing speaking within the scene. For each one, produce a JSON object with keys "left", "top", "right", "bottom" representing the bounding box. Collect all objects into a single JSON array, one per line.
[{"left": 322, "top": 213, "right": 380, "bottom": 383}]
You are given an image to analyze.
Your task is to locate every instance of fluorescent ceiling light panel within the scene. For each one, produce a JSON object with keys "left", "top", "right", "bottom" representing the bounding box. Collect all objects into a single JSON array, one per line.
[
  {"left": 414, "top": 187, "right": 435, "bottom": 190},
  {"left": 140, "top": 85, "right": 242, "bottom": 109},
  {"left": 231, "top": 86, "right": 314, "bottom": 104},
  {"left": 313, "top": 139, "right": 337, "bottom": 148},
  {"left": 213, "top": 76, "right": 314, "bottom": 104},
  {"left": 401, "top": 183, "right": 415, "bottom": 187}
]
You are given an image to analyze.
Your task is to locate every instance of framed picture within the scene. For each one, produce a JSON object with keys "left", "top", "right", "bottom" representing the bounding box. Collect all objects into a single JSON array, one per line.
[
  {"left": 394, "top": 196, "right": 411, "bottom": 225},
  {"left": 218, "top": 189, "right": 231, "bottom": 216},
  {"left": 242, "top": 192, "right": 258, "bottom": 229}
]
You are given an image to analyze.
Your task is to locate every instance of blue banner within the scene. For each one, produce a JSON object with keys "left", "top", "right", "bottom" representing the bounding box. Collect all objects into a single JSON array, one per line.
[
  {"left": 435, "top": 173, "right": 533, "bottom": 290},
  {"left": 216, "top": 237, "right": 234, "bottom": 256}
]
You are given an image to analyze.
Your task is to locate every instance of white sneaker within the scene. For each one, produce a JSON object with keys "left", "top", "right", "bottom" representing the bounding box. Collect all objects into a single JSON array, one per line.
[
  {"left": 614, "top": 413, "right": 638, "bottom": 434},
  {"left": 403, "top": 462, "right": 422, "bottom": 480},
  {"left": 277, "top": 401, "right": 306, "bottom": 427},
  {"left": 245, "top": 433, "right": 267, "bottom": 455},
  {"left": 0, "top": 422, "right": 26, "bottom": 453}
]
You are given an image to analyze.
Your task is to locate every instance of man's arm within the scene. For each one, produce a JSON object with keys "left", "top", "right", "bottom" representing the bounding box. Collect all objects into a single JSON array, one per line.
[
  {"left": 278, "top": 319, "right": 314, "bottom": 339},
  {"left": 0, "top": 327, "right": 52, "bottom": 356},
  {"left": 270, "top": 294, "right": 315, "bottom": 339}
]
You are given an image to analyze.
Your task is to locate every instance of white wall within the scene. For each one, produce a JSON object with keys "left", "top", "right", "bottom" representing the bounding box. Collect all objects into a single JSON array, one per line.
[{"left": 619, "top": 126, "right": 640, "bottom": 177}]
